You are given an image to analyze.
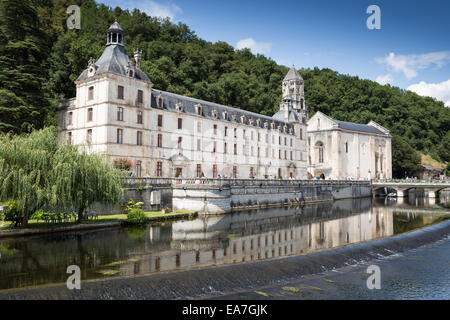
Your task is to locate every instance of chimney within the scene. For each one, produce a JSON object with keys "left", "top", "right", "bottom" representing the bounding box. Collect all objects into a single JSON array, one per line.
[{"left": 134, "top": 49, "right": 142, "bottom": 69}]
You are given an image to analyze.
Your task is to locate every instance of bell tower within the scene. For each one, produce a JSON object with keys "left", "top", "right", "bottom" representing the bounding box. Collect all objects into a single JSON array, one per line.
[{"left": 279, "top": 65, "right": 308, "bottom": 123}]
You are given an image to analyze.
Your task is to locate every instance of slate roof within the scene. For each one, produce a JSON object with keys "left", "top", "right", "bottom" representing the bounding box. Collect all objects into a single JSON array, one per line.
[
  {"left": 283, "top": 65, "right": 303, "bottom": 81},
  {"left": 151, "top": 89, "right": 295, "bottom": 134},
  {"left": 76, "top": 44, "right": 151, "bottom": 83},
  {"left": 336, "top": 120, "right": 385, "bottom": 135}
]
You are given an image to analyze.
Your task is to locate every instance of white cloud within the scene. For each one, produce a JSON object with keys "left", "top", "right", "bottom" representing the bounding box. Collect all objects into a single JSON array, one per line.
[
  {"left": 144, "top": 1, "right": 181, "bottom": 20},
  {"left": 236, "top": 38, "right": 272, "bottom": 55},
  {"left": 376, "top": 51, "right": 450, "bottom": 80},
  {"left": 407, "top": 79, "right": 450, "bottom": 107},
  {"left": 114, "top": 1, "right": 182, "bottom": 20},
  {"left": 376, "top": 74, "right": 393, "bottom": 85}
]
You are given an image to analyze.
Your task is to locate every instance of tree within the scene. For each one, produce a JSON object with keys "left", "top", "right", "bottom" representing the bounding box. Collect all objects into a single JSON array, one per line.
[
  {"left": 0, "top": 127, "right": 124, "bottom": 226},
  {"left": 391, "top": 134, "right": 421, "bottom": 178},
  {"left": 0, "top": 0, "right": 52, "bottom": 133}
]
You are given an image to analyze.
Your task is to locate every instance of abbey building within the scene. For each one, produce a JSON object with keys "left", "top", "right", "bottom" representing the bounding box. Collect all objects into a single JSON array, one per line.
[{"left": 57, "top": 22, "right": 391, "bottom": 180}]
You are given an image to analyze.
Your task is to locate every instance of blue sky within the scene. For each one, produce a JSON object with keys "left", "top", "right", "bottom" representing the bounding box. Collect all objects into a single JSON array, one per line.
[{"left": 101, "top": 0, "right": 450, "bottom": 106}]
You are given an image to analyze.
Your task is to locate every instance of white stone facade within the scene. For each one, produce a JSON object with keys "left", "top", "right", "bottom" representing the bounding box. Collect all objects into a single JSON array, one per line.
[
  {"left": 307, "top": 112, "right": 392, "bottom": 180},
  {"left": 57, "top": 22, "right": 308, "bottom": 179}
]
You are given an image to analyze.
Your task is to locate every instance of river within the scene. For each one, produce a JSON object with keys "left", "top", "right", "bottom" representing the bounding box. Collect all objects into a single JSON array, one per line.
[{"left": 0, "top": 196, "right": 448, "bottom": 299}]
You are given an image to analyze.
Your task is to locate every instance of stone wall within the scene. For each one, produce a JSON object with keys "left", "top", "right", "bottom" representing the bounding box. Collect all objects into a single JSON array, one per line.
[{"left": 172, "top": 181, "right": 372, "bottom": 214}]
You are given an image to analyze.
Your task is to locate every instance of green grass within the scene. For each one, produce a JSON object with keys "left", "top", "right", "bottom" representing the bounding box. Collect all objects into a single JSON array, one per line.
[{"left": 0, "top": 210, "right": 197, "bottom": 230}]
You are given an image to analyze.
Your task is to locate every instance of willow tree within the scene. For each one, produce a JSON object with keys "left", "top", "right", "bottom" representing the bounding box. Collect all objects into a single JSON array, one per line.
[{"left": 0, "top": 127, "right": 124, "bottom": 226}]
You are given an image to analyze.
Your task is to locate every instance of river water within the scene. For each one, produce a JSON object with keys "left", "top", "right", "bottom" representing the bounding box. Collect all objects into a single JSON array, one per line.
[{"left": 0, "top": 196, "right": 449, "bottom": 297}]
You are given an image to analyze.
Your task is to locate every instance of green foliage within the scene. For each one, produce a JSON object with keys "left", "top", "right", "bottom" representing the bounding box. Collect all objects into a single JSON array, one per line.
[
  {"left": 127, "top": 208, "right": 146, "bottom": 224},
  {"left": 0, "top": 127, "right": 124, "bottom": 226},
  {"left": 3, "top": 200, "right": 21, "bottom": 221},
  {"left": 446, "top": 163, "right": 450, "bottom": 177},
  {"left": 391, "top": 135, "right": 421, "bottom": 178},
  {"left": 126, "top": 199, "right": 144, "bottom": 213}
]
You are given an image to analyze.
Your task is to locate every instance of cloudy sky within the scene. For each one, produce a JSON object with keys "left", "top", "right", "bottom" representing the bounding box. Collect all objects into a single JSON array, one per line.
[{"left": 101, "top": 0, "right": 450, "bottom": 106}]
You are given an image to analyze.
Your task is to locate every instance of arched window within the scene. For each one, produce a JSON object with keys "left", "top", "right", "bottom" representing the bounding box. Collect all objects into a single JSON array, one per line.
[{"left": 315, "top": 141, "right": 324, "bottom": 163}]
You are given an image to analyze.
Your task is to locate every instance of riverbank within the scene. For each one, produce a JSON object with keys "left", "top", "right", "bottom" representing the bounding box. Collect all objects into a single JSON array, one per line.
[
  {"left": 1, "top": 217, "right": 448, "bottom": 300},
  {"left": 0, "top": 210, "right": 197, "bottom": 239}
]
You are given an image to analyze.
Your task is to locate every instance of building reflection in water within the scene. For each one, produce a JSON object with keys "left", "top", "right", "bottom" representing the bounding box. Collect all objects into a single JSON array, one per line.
[
  {"left": 121, "top": 198, "right": 394, "bottom": 276},
  {"left": 1, "top": 197, "right": 447, "bottom": 290}
]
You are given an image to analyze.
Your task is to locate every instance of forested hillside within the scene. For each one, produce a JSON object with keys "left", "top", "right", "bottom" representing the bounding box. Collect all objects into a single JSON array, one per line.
[{"left": 0, "top": 0, "right": 449, "bottom": 177}]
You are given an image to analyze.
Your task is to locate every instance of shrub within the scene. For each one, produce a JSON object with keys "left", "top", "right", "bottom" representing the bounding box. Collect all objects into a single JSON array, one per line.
[
  {"left": 127, "top": 208, "right": 147, "bottom": 224},
  {"left": 125, "top": 199, "right": 144, "bottom": 214},
  {"left": 3, "top": 200, "right": 22, "bottom": 222}
]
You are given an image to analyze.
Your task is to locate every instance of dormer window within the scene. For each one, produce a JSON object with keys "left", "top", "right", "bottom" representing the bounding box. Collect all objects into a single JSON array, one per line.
[
  {"left": 211, "top": 109, "right": 218, "bottom": 118},
  {"left": 195, "top": 104, "right": 202, "bottom": 115},
  {"left": 256, "top": 119, "right": 261, "bottom": 126},
  {"left": 241, "top": 115, "right": 246, "bottom": 124},
  {"left": 264, "top": 121, "right": 268, "bottom": 128},
  {"left": 232, "top": 114, "right": 237, "bottom": 122},
  {"left": 222, "top": 111, "right": 228, "bottom": 120},
  {"left": 129, "top": 70, "right": 134, "bottom": 77},
  {"left": 271, "top": 122, "right": 276, "bottom": 129},
  {"left": 175, "top": 102, "right": 184, "bottom": 112},
  {"left": 249, "top": 118, "right": 254, "bottom": 125},
  {"left": 157, "top": 95, "right": 163, "bottom": 108}
]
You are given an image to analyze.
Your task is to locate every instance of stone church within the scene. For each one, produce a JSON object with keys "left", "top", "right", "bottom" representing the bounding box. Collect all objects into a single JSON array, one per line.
[{"left": 57, "top": 21, "right": 391, "bottom": 180}]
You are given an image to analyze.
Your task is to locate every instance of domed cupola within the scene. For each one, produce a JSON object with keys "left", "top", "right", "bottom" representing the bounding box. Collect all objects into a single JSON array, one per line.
[{"left": 106, "top": 19, "right": 124, "bottom": 46}]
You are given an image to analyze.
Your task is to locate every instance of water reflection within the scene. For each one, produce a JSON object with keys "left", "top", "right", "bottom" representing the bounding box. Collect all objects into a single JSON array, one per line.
[{"left": 0, "top": 198, "right": 448, "bottom": 290}]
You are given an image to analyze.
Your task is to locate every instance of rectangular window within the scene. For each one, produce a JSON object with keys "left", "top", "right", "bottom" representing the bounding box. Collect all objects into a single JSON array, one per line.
[
  {"left": 345, "top": 142, "right": 348, "bottom": 153},
  {"left": 250, "top": 167, "right": 254, "bottom": 179},
  {"left": 225, "top": 126, "right": 228, "bottom": 137},
  {"left": 135, "top": 161, "right": 142, "bottom": 177},
  {"left": 258, "top": 132, "right": 260, "bottom": 142},
  {"left": 257, "top": 147, "right": 260, "bottom": 158},
  {"left": 137, "top": 90, "right": 143, "bottom": 103},
  {"left": 137, "top": 111, "right": 143, "bottom": 124},
  {"left": 197, "top": 139, "right": 201, "bottom": 151},
  {"left": 117, "top": 107, "right": 123, "bottom": 121},
  {"left": 279, "top": 136, "right": 281, "bottom": 145},
  {"left": 87, "top": 129, "right": 92, "bottom": 144},
  {"left": 118, "top": 85, "right": 124, "bottom": 99},
  {"left": 157, "top": 134, "right": 162, "bottom": 148},
  {"left": 88, "top": 86, "right": 94, "bottom": 100},
  {"left": 213, "top": 141, "right": 216, "bottom": 153},
  {"left": 68, "top": 112, "right": 73, "bottom": 126},
  {"left": 299, "top": 128, "right": 303, "bottom": 140},
  {"left": 233, "top": 166, "right": 237, "bottom": 178},
  {"left": 156, "top": 161, "right": 162, "bottom": 177},
  {"left": 213, "top": 124, "right": 217, "bottom": 135},
  {"left": 251, "top": 131, "right": 254, "bottom": 141},
  {"left": 213, "top": 164, "right": 218, "bottom": 179},
  {"left": 197, "top": 121, "right": 201, "bottom": 133},
  {"left": 137, "top": 131, "right": 143, "bottom": 146},
  {"left": 285, "top": 150, "right": 287, "bottom": 159},
  {"left": 196, "top": 164, "right": 202, "bottom": 178},
  {"left": 178, "top": 118, "right": 182, "bottom": 130},
  {"left": 290, "top": 138, "right": 293, "bottom": 147},
  {"left": 265, "top": 147, "right": 268, "bottom": 158},
  {"left": 234, "top": 128, "right": 237, "bottom": 138},
  {"left": 67, "top": 132, "right": 72, "bottom": 145},
  {"left": 178, "top": 136, "right": 182, "bottom": 149},
  {"left": 224, "top": 142, "right": 227, "bottom": 154},
  {"left": 290, "top": 151, "right": 293, "bottom": 160},
  {"left": 158, "top": 114, "right": 163, "bottom": 127},
  {"left": 285, "top": 137, "right": 287, "bottom": 146},
  {"left": 117, "top": 129, "right": 123, "bottom": 144},
  {"left": 87, "top": 108, "right": 93, "bottom": 122},
  {"left": 279, "top": 149, "right": 281, "bottom": 159},
  {"left": 234, "top": 143, "right": 237, "bottom": 155}
]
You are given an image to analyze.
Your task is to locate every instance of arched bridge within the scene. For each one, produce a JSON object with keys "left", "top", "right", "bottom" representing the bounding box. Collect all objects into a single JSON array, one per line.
[{"left": 372, "top": 180, "right": 450, "bottom": 198}]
